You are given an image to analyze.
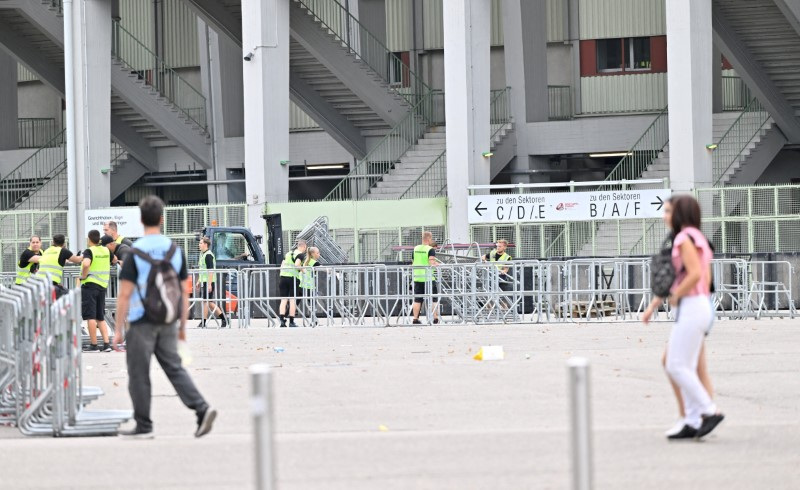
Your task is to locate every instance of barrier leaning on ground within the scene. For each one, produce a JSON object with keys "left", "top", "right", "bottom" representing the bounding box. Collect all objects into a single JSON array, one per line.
[
  {"left": 0, "top": 275, "right": 131, "bottom": 436},
  {"left": 1, "top": 258, "right": 795, "bottom": 330}
]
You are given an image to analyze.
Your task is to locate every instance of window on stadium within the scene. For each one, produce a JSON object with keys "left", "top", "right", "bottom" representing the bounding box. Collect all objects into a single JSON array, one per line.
[
  {"left": 596, "top": 37, "right": 652, "bottom": 73},
  {"left": 627, "top": 37, "right": 652, "bottom": 70},
  {"left": 596, "top": 39, "right": 623, "bottom": 72}
]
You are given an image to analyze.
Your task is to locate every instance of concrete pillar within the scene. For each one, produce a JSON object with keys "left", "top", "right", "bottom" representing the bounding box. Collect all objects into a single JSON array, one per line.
[
  {"left": 712, "top": 44, "right": 723, "bottom": 113},
  {"left": 70, "top": 0, "right": 112, "bottom": 234},
  {"left": 666, "top": 0, "right": 713, "bottom": 191},
  {"left": 0, "top": 50, "right": 18, "bottom": 151},
  {"left": 198, "top": 21, "right": 228, "bottom": 204},
  {"left": 242, "top": 0, "right": 290, "bottom": 244},
  {"left": 444, "top": 0, "right": 491, "bottom": 243},
  {"left": 502, "top": 0, "right": 549, "bottom": 184}
]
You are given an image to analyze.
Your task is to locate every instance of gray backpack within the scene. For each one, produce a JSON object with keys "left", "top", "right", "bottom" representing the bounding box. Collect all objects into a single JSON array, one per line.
[
  {"left": 131, "top": 243, "right": 182, "bottom": 324},
  {"left": 650, "top": 237, "right": 675, "bottom": 298}
]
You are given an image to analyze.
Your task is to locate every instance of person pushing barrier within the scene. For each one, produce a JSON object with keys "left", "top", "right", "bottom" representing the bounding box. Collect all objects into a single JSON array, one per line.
[
  {"left": 482, "top": 239, "right": 513, "bottom": 292},
  {"left": 196, "top": 237, "right": 227, "bottom": 328},
  {"left": 411, "top": 231, "right": 440, "bottom": 325},
  {"left": 278, "top": 239, "right": 308, "bottom": 328}
]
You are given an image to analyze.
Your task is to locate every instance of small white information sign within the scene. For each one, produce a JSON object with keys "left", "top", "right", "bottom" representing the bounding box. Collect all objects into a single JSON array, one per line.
[
  {"left": 468, "top": 189, "right": 671, "bottom": 224},
  {"left": 84, "top": 207, "right": 144, "bottom": 238}
]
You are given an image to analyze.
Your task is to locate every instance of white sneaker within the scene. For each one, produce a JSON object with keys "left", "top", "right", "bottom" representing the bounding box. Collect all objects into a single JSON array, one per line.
[{"left": 664, "top": 419, "right": 686, "bottom": 437}]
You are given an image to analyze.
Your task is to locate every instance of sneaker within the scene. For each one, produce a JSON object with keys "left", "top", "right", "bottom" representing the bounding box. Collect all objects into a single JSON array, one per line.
[
  {"left": 433, "top": 318, "right": 440, "bottom": 325},
  {"left": 412, "top": 319, "right": 422, "bottom": 325},
  {"left": 85, "top": 344, "right": 100, "bottom": 353},
  {"left": 664, "top": 419, "right": 686, "bottom": 437},
  {"left": 695, "top": 413, "right": 724, "bottom": 439},
  {"left": 288, "top": 321, "right": 299, "bottom": 328},
  {"left": 219, "top": 316, "right": 228, "bottom": 328},
  {"left": 195, "top": 407, "right": 217, "bottom": 438},
  {"left": 196, "top": 321, "right": 206, "bottom": 329},
  {"left": 279, "top": 322, "right": 287, "bottom": 328},
  {"left": 120, "top": 426, "right": 154, "bottom": 439},
  {"left": 102, "top": 343, "right": 113, "bottom": 353},
  {"left": 667, "top": 424, "right": 698, "bottom": 440}
]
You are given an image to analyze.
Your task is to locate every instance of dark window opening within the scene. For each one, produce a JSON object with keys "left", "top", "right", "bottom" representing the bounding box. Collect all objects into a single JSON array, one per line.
[
  {"left": 627, "top": 37, "right": 651, "bottom": 70},
  {"left": 596, "top": 39, "right": 623, "bottom": 72},
  {"left": 596, "top": 37, "right": 652, "bottom": 73}
]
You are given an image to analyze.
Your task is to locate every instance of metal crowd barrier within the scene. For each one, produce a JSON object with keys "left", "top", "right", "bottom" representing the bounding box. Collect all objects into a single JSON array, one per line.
[
  {"left": 233, "top": 257, "right": 796, "bottom": 326},
  {"left": 296, "top": 216, "right": 349, "bottom": 264},
  {"left": 0, "top": 257, "right": 794, "bottom": 332},
  {"left": 0, "top": 275, "right": 130, "bottom": 436}
]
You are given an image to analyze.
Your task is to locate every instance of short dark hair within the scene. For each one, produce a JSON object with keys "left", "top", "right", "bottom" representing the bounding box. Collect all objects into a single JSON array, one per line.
[
  {"left": 139, "top": 195, "right": 164, "bottom": 227},
  {"left": 200, "top": 237, "right": 211, "bottom": 247},
  {"left": 100, "top": 234, "right": 115, "bottom": 246},
  {"left": 669, "top": 195, "right": 702, "bottom": 233},
  {"left": 107, "top": 221, "right": 118, "bottom": 231},
  {"left": 88, "top": 229, "right": 101, "bottom": 245},
  {"left": 53, "top": 234, "right": 66, "bottom": 246}
]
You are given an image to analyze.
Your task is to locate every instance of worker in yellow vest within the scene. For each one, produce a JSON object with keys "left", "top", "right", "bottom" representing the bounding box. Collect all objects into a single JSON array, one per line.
[
  {"left": 278, "top": 239, "right": 308, "bottom": 328},
  {"left": 196, "top": 237, "right": 227, "bottom": 328},
  {"left": 482, "top": 239, "right": 513, "bottom": 292},
  {"left": 15, "top": 235, "right": 42, "bottom": 285},
  {"left": 411, "top": 231, "right": 440, "bottom": 324},
  {"left": 80, "top": 230, "right": 112, "bottom": 352},
  {"left": 38, "top": 234, "right": 83, "bottom": 297}
]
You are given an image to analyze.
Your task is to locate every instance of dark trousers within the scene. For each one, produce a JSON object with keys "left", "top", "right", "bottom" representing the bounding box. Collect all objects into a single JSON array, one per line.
[{"left": 126, "top": 320, "right": 208, "bottom": 431}]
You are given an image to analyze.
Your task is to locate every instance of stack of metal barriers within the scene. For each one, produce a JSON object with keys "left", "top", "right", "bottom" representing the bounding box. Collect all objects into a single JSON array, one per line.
[
  {"left": 0, "top": 275, "right": 130, "bottom": 436},
  {"left": 296, "top": 216, "right": 349, "bottom": 264}
]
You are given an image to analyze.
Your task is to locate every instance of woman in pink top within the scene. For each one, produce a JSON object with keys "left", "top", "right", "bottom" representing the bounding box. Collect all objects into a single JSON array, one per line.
[{"left": 643, "top": 195, "right": 724, "bottom": 440}]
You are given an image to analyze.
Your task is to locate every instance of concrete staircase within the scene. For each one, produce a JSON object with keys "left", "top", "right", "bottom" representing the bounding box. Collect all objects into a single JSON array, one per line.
[
  {"left": 367, "top": 128, "right": 446, "bottom": 199},
  {"left": 578, "top": 110, "right": 785, "bottom": 257},
  {"left": 713, "top": 0, "right": 800, "bottom": 143},
  {"left": 183, "top": 0, "right": 424, "bottom": 159},
  {"left": 0, "top": 1, "right": 214, "bottom": 202},
  {"left": 640, "top": 112, "right": 742, "bottom": 182}
]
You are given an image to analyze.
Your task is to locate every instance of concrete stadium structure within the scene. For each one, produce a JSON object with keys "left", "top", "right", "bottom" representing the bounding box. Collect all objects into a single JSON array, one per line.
[{"left": 0, "top": 0, "right": 798, "bottom": 251}]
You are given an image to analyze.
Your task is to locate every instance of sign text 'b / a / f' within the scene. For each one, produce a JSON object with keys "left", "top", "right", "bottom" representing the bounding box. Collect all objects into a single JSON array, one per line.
[{"left": 467, "top": 189, "right": 670, "bottom": 224}]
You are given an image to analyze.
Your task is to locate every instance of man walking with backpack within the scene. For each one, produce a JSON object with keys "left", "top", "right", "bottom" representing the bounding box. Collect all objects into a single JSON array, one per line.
[{"left": 113, "top": 196, "right": 217, "bottom": 438}]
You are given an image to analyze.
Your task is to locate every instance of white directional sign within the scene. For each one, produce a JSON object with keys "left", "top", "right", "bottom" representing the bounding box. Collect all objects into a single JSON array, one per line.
[
  {"left": 468, "top": 189, "right": 671, "bottom": 224},
  {"left": 84, "top": 207, "right": 144, "bottom": 238}
]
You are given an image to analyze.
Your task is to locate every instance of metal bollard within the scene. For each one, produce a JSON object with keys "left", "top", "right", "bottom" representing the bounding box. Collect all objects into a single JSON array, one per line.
[
  {"left": 251, "top": 364, "right": 277, "bottom": 490},
  {"left": 567, "top": 357, "right": 593, "bottom": 490}
]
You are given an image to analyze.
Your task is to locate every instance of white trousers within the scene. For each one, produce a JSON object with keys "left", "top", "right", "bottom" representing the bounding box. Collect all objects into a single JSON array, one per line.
[{"left": 666, "top": 295, "right": 717, "bottom": 429}]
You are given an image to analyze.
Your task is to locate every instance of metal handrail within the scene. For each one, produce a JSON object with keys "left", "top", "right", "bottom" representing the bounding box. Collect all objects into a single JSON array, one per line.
[
  {"left": 323, "top": 90, "right": 441, "bottom": 201},
  {"left": 295, "top": 0, "right": 431, "bottom": 106},
  {"left": 17, "top": 118, "right": 59, "bottom": 149},
  {"left": 489, "top": 87, "right": 512, "bottom": 142},
  {"left": 395, "top": 88, "right": 512, "bottom": 201},
  {"left": 397, "top": 150, "right": 447, "bottom": 200},
  {"left": 601, "top": 105, "right": 669, "bottom": 187},
  {"left": 111, "top": 20, "right": 207, "bottom": 132},
  {"left": 548, "top": 85, "right": 573, "bottom": 120},
  {"left": 0, "top": 130, "right": 66, "bottom": 210},
  {"left": 721, "top": 76, "right": 751, "bottom": 111},
  {"left": 712, "top": 96, "right": 770, "bottom": 186},
  {"left": 542, "top": 107, "right": 668, "bottom": 257}
]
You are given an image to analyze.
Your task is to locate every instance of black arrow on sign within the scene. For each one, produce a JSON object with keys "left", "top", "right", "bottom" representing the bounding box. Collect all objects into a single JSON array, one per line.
[
  {"left": 474, "top": 202, "right": 487, "bottom": 216},
  {"left": 651, "top": 196, "right": 664, "bottom": 211}
]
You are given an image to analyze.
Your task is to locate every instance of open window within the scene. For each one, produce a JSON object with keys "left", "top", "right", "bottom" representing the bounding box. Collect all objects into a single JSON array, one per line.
[
  {"left": 212, "top": 231, "right": 257, "bottom": 261},
  {"left": 594, "top": 37, "right": 654, "bottom": 73}
]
